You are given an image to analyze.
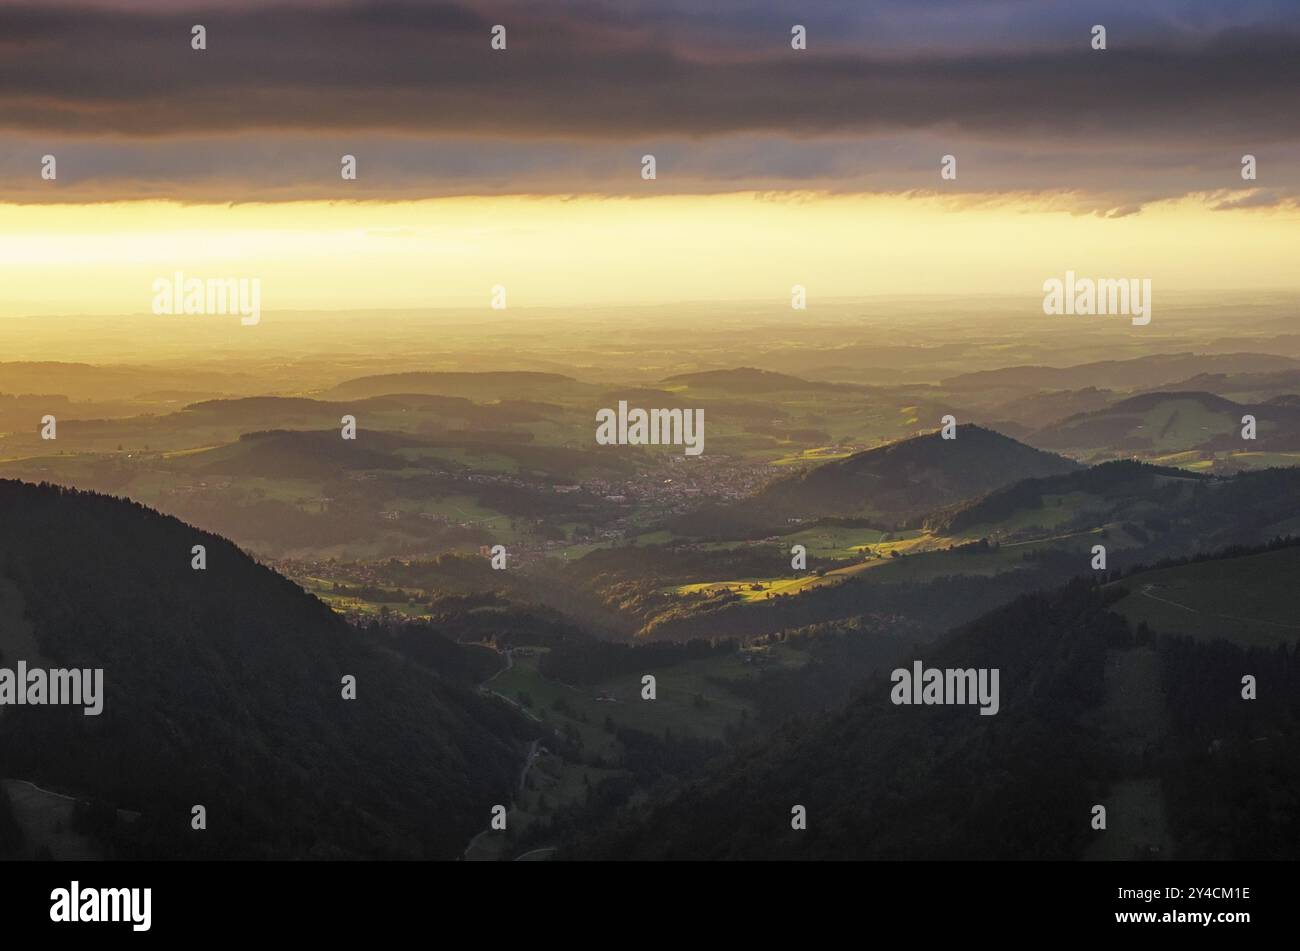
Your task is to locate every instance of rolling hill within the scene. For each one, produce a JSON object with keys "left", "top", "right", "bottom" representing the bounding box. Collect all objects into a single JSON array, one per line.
[
  {"left": 929, "top": 460, "right": 1300, "bottom": 561},
  {"left": 0, "top": 361, "right": 258, "bottom": 402},
  {"left": 174, "top": 428, "right": 428, "bottom": 478},
  {"left": 574, "top": 540, "right": 1300, "bottom": 860},
  {"left": 757, "top": 424, "right": 1080, "bottom": 523},
  {"left": 943, "top": 353, "right": 1300, "bottom": 394},
  {"left": 181, "top": 393, "right": 555, "bottom": 430},
  {"left": 1155, "top": 369, "right": 1300, "bottom": 402},
  {"left": 325, "top": 371, "right": 591, "bottom": 401},
  {"left": 1027, "top": 391, "right": 1300, "bottom": 455},
  {"left": 928, "top": 460, "right": 1203, "bottom": 536},
  {"left": 1028, "top": 392, "right": 1244, "bottom": 453},
  {"left": 661, "top": 367, "right": 843, "bottom": 394}
]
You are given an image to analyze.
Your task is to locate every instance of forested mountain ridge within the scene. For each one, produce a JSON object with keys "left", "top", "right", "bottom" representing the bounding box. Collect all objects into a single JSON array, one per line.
[
  {"left": 571, "top": 539, "right": 1300, "bottom": 860},
  {"left": 0, "top": 479, "right": 524, "bottom": 859}
]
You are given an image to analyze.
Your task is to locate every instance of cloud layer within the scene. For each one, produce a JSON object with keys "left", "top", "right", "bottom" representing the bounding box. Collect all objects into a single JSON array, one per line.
[{"left": 3, "top": 0, "right": 1299, "bottom": 208}]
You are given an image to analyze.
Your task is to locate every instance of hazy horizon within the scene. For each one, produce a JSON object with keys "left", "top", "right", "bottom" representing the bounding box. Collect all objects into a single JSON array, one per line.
[{"left": 4, "top": 0, "right": 1300, "bottom": 899}]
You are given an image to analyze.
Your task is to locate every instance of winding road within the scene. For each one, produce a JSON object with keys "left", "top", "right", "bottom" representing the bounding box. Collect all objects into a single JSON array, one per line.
[
  {"left": 461, "top": 646, "right": 555, "bottom": 860},
  {"left": 1136, "top": 584, "right": 1300, "bottom": 630}
]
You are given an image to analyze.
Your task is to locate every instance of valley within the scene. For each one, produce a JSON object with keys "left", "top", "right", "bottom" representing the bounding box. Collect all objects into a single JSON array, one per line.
[{"left": 4, "top": 302, "right": 1300, "bottom": 861}]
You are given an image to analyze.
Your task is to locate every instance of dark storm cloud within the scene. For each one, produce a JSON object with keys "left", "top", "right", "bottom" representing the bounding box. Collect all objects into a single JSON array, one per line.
[
  {"left": 1, "top": 0, "right": 1298, "bottom": 207},
  {"left": 1, "top": 1, "right": 1297, "bottom": 140}
]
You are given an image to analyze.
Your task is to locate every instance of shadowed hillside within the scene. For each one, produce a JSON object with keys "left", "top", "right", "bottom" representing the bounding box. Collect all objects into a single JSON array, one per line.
[
  {"left": 573, "top": 540, "right": 1300, "bottom": 860},
  {"left": 0, "top": 479, "right": 525, "bottom": 859}
]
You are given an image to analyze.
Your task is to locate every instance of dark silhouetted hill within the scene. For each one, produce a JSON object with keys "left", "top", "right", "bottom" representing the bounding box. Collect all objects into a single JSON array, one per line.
[{"left": 0, "top": 479, "right": 524, "bottom": 859}]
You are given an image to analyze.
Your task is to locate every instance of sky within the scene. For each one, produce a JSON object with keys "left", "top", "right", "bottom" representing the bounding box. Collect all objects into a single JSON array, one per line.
[{"left": 1, "top": 0, "right": 1298, "bottom": 316}]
